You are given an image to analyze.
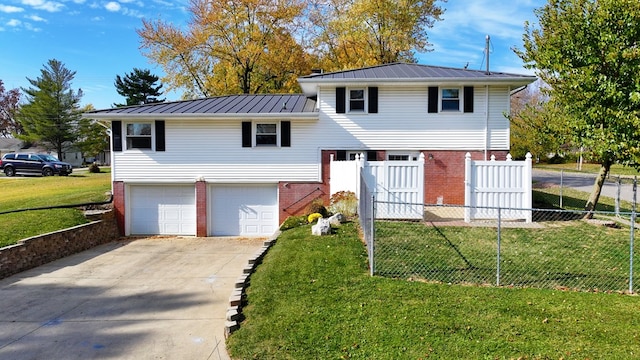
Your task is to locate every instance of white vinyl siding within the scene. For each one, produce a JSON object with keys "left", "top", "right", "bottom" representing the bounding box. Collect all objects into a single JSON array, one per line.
[
  {"left": 112, "top": 85, "right": 512, "bottom": 182},
  {"left": 317, "top": 85, "right": 507, "bottom": 150},
  {"left": 113, "top": 119, "right": 320, "bottom": 182}
]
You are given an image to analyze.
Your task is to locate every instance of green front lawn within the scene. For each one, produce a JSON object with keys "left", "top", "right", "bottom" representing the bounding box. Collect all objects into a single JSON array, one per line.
[
  {"left": 0, "top": 170, "right": 112, "bottom": 247},
  {"left": 227, "top": 223, "right": 640, "bottom": 359}
]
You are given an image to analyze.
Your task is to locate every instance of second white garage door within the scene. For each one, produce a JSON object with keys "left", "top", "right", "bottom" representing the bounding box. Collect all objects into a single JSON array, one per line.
[
  {"left": 129, "top": 185, "right": 196, "bottom": 236},
  {"left": 209, "top": 185, "right": 278, "bottom": 236}
]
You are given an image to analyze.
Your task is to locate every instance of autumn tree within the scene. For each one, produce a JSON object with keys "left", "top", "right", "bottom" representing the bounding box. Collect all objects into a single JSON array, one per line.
[
  {"left": 0, "top": 80, "right": 21, "bottom": 137},
  {"left": 516, "top": 0, "right": 640, "bottom": 213},
  {"left": 137, "top": 0, "right": 310, "bottom": 97},
  {"left": 17, "top": 59, "right": 83, "bottom": 159},
  {"left": 114, "top": 68, "right": 165, "bottom": 107},
  {"left": 509, "top": 82, "right": 568, "bottom": 161},
  {"left": 307, "top": 0, "right": 445, "bottom": 70}
]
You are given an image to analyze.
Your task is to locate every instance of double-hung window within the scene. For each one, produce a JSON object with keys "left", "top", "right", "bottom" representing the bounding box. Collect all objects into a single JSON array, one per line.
[
  {"left": 126, "top": 123, "right": 152, "bottom": 149},
  {"left": 242, "top": 121, "right": 291, "bottom": 148},
  {"left": 256, "top": 123, "right": 278, "bottom": 146},
  {"left": 441, "top": 88, "right": 460, "bottom": 111},
  {"left": 349, "top": 89, "right": 366, "bottom": 112}
]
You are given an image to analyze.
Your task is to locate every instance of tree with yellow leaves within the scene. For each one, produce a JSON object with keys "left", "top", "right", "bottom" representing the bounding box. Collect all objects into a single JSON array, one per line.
[{"left": 137, "top": 0, "right": 311, "bottom": 97}]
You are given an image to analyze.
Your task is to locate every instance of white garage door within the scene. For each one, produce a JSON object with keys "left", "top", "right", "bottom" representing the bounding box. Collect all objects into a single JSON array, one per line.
[
  {"left": 129, "top": 185, "right": 196, "bottom": 235},
  {"left": 209, "top": 185, "right": 278, "bottom": 236}
]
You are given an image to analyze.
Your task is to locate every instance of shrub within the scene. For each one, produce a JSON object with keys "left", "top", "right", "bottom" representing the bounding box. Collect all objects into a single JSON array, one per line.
[
  {"left": 280, "top": 215, "right": 307, "bottom": 230},
  {"left": 307, "top": 213, "right": 322, "bottom": 223},
  {"left": 329, "top": 191, "right": 357, "bottom": 217},
  {"left": 306, "top": 198, "right": 329, "bottom": 218},
  {"left": 88, "top": 163, "right": 101, "bottom": 173}
]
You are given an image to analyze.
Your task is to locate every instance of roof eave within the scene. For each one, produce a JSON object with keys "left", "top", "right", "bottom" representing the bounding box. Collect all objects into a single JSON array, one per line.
[
  {"left": 81, "top": 112, "right": 319, "bottom": 121},
  {"left": 299, "top": 76, "right": 537, "bottom": 96}
]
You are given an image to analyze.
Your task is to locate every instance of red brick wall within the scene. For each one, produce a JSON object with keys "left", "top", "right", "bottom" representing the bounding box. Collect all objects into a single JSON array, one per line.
[
  {"left": 196, "top": 181, "right": 207, "bottom": 237},
  {"left": 423, "top": 150, "right": 509, "bottom": 205},
  {"left": 113, "top": 181, "right": 125, "bottom": 235}
]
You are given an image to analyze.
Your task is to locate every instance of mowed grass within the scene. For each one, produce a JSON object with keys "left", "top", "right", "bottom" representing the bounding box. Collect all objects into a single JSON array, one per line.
[
  {"left": 0, "top": 170, "right": 111, "bottom": 247},
  {"left": 227, "top": 223, "right": 640, "bottom": 359},
  {"left": 374, "top": 221, "right": 634, "bottom": 292}
]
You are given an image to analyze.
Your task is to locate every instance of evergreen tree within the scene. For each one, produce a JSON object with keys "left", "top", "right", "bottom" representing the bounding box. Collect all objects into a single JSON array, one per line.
[
  {"left": 17, "top": 59, "right": 82, "bottom": 159},
  {"left": 114, "top": 68, "right": 164, "bottom": 107}
]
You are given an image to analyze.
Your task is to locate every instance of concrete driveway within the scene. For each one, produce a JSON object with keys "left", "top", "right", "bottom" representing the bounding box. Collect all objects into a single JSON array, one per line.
[{"left": 0, "top": 236, "right": 265, "bottom": 360}]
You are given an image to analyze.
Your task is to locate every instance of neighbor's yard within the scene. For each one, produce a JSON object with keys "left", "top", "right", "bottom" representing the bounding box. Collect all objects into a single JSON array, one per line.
[
  {"left": 0, "top": 169, "right": 111, "bottom": 247},
  {"left": 227, "top": 222, "right": 640, "bottom": 359}
]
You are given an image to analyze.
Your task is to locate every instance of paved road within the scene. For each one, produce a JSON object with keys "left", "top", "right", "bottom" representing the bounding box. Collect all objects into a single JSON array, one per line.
[
  {"left": 532, "top": 169, "right": 637, "bottom": 203},
  {"left": 0, "top": 236, "right": 265, "bottom": 360}
]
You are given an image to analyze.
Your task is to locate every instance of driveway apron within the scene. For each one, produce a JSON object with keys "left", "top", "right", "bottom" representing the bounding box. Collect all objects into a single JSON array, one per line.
[{"left": 0, "top": 236, "right": 265, "bottom": 360}]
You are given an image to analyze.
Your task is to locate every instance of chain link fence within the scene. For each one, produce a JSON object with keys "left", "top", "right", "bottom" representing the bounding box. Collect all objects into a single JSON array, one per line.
[{"left": 362, "top": 201, "right": 637, "bottom": 294}]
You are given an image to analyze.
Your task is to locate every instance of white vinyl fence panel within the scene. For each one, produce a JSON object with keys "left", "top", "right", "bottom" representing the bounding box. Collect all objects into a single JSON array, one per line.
[
  {"left": 330, "top": 153, "right": 425, "bottom": 219},
  {"left": 465, "top": 152, "right": 532, "bottom": 222}
]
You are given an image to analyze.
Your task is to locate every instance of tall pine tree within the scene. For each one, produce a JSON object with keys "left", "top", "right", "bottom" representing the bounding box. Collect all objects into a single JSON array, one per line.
[
  {"left": 114, "top": 68, "right": 164, "bottom": 107},
  {"left": 18, "top": 59, "right": 82, "bottom": 159}
]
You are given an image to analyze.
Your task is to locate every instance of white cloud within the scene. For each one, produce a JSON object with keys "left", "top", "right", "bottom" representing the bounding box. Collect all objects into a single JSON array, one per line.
[
  {"left": 91, "top": 16, "right": 104, "bottom": 21},
  {"left": 0, "top": 5, "right": 24, "bottom": 13},
  {"left": 7, "top": 19, "right": 22, "bottom": 27},
  {"left": 26, "top": 14, "right": 46, "bottom": 22},
  {"left": 105, "top": 2, "right": 121, "bottom": 12},
  {"left": 20, "top": 0, "right": 64, "bottom": 12}
]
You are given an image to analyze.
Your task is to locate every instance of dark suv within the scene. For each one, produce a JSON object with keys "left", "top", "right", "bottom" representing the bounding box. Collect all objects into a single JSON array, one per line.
[{"left": 0, "top": 153, "right": 73, "bottom": 177}]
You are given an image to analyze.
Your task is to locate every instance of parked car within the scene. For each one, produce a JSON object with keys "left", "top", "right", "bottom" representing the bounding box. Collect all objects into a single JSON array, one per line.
[{"left": 0, "top": 153, "right": 73, "bottom": 177}]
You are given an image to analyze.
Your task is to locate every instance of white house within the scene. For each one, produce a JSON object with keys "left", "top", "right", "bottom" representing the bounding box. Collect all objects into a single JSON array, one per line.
[{"left": 84, "top": 62, "right": 536, "bottom": 237}]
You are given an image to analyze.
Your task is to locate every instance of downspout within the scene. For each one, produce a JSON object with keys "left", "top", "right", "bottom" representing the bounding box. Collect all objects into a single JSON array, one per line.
[{"left": 485, "top": 85, "right": 489, "bottom": 160}]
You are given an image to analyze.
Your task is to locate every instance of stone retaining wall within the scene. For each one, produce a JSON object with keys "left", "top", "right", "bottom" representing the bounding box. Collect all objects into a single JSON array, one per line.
[{"left": 0, "top": 210, "right": 120, "bottom": 280}]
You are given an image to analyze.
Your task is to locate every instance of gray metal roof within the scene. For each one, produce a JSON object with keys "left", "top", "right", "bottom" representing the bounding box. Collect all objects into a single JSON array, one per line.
[
  {"left": 297, "top": 62, "right": 536, "bottom": 97},
  {"left": 85, "top": 94, "right": 317, "bottom": 118},
  {"left": 300, "top": 62, "right": 535, "bottom": 80}
]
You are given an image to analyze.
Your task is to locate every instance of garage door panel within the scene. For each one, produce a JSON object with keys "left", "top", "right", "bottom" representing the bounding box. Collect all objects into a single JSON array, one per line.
[
  {"left": 129, "top": 185, "right": 196, "bottom": 236},
  {"left": 210, "top": 185, "right": 278, "bottom": 236}
]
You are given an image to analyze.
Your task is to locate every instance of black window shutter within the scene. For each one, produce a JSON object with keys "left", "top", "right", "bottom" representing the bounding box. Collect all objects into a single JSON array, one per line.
[
  {"left": 368, "top": 87, "right": 378, "bottom": 113},
  {"left": 155, "top": 120, "right": 165, "bottom": 151},
  {"left": 242, "top": 122, "right": 252, "bottom": 147},
  {"left": 464, "top": 86, "right": 474, "bottom": 113},
  {"left": 428, "top": 87, "right": 438, "bottom": 113},
  {"left": 336, "top": 87, "right": 346, "bottom": 114},
  {"left": 112, "top": 121, "right": 122, "bottom": 152},
  {"left": 336, "top": 150, "right": 346, "bottom": 161},
  {"left": 281, "top": 121, "right": 291, "bottom": 147},
  {"left": 367, "top": 150, "right": 378, "bottom": 161}
]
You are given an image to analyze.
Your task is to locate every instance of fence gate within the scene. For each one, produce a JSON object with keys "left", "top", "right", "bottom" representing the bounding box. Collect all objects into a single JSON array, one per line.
[
  {"left": 464, "top": 152, "right": 532, "bottom": 222},
  {"left": 330, "top": 153, "right": 424, "bottom": 220}
]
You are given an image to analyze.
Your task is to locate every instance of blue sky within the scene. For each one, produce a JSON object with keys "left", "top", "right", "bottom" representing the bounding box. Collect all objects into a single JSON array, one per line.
[{"left": 0, "top": 0, "right": 544, "bottom": 110}]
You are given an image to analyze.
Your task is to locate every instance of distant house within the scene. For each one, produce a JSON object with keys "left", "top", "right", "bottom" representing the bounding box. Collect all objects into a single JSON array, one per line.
[
  {"left": 84, "top": 62, "right": 536, "bottom": 237},
  {"left": 0, "top": 138, "right": 23, "bottom": 156}
]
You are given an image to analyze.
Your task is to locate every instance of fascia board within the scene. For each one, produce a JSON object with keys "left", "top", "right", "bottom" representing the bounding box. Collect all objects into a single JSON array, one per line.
[{"left": 82, "top": 112, "right": 319, "bottom": 121}]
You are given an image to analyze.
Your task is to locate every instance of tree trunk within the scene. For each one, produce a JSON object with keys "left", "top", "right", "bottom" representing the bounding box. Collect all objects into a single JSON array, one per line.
[{"left": 583, "top": 162, "right": 611, "bottom": 218}]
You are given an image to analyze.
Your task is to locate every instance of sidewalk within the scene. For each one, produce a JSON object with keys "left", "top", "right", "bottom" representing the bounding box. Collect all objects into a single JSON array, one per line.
[{"left": 0, "top": 236, "right": 265, "bottom": 359}]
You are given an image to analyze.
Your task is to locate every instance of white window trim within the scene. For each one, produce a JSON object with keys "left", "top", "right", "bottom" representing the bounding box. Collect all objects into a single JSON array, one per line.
[
  {"left": 348, "top": 87, "right": 367, "bottom": 113},
  {"left": 124, "top": 121, "right": 154, "bottom": 151},
  {"left": 440, "top": 87, "right": 462, "bottom": 113},
  {"left": 253, "top": 121, "right": 280, "bottom": 147}
]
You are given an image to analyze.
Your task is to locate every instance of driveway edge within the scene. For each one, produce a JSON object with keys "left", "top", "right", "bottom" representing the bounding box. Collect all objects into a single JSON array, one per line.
[{"left": 224, "top": 230, "right": 281, "bottom": 338}]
